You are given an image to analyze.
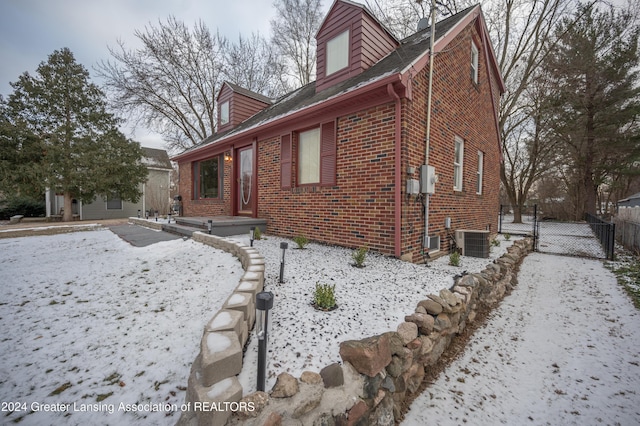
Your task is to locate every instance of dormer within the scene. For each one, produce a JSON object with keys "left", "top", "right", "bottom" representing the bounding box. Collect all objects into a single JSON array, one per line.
[
  {"left": 315, "top": 0, "right": 398, "bottom": 93},
  {"left": 217, "top": 82, "right": 272, "bottom": 133}
]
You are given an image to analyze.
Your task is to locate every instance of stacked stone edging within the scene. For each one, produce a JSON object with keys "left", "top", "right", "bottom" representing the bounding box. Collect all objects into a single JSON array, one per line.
[
  {"left": 128, "top": 219, "right": 264, "bottom": 426},
  {"left": 227, "top": 237, "right": 533, "bottom": 425}
]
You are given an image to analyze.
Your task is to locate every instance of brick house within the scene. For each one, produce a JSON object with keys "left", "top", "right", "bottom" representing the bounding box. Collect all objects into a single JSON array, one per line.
[{"left": 172, "top": 0, "right": 504, "bottom": 262}]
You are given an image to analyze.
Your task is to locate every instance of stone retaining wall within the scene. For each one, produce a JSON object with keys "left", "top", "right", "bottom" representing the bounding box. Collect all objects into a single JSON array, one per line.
[
  {"left": 226, "top": 237, "right": 533, "bottom": 425},
  {"left": 175, "top": 231, "right": 265, "bottom": 426}
]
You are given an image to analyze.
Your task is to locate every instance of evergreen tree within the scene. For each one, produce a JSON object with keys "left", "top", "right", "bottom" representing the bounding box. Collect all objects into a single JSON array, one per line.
[
  {"left": 3, "top": 48, "right": 148, "bottom": 222},
  {"left": 545, "top": 4, "right": 640, "bottom": 218}
]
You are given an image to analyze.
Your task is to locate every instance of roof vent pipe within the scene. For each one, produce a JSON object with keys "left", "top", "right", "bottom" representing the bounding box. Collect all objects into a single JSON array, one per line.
[{"left": 416, "top": 17, "right": 430, "bottom": 32}]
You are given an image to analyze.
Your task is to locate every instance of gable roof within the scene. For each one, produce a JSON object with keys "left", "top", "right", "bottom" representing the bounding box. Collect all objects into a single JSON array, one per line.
[
  {"left": 142, "top": 147, "right": 173, "bottom": 170},
  {"left": 173, "top": 3, "right": 503, "bottom": 162},
  {"left": 316, "top": 0, "right": 399, "bottom": 43},
  {"left": 217, "top": 82, "right": 274, "bottom": 105}
]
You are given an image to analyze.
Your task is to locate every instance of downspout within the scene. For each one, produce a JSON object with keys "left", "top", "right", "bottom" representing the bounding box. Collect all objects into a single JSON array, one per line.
[
  {"left": 387, "top": 83, "right": 402, "bottom": 258},
  {"left": 424, "top": 2, "right": 437, "bottom": 250}
]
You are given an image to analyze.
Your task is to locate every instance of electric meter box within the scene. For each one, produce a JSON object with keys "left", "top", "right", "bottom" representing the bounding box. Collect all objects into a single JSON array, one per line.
[{"left": 420, "top": 165, "right": 436, "bottom": 194}]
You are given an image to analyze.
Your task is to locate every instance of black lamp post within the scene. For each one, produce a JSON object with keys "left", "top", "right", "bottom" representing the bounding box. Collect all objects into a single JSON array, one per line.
[
  {"left": 279, "top": 242, "right": 288, "bottom": 283},
  {"left": 256, "top": 291, "right": 274, "bottom": 392},
  {"left": 207, "top": 219, "right": 213, "bottom": 235},
  {"left": 249, "top": 226, "right": 256, "bottom": 247},
  {"left": 167, "top": 211, "right": 172, "bottom": 223},
  {"left": 137, "top": 209, "right": 141, "bottom": 218},
  {"left": 154, "top": 210, "right": 158, "bottom": 222},
  {"left": 145, "top": 210, "right": 149, "bottom": 220}
]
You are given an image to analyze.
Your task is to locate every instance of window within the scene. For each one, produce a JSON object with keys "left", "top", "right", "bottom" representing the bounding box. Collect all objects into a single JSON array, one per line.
[
  {"left": 298, "top": 127, "right": 321, "bottom": 184},
  {"left": 220, "top": 101, "right": 229, "bottom": 125},
  {"left": 281, "top": 121, "right": 335, "bottom": 189},
  {"left": 194, "top": 157, "right": 221, "bottom": 199},
  {"left": 454, "top": 136, "right": 464, "bottom": 191},
  {"left": 476, "top": 151, "right": 484, "bottom": 194},
  {"left": 471, "top": 42, "right": 479, "bottom": 84},
  {"left": 326, "top": 30, "right": 349, "bottom": 76},
  {"left": 106, "top": 194, "right": 122, "bottom": 210}
]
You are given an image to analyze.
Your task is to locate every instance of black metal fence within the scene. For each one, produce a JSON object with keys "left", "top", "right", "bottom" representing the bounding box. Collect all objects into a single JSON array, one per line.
[
  {"left": 499, "top": 205, "right": 615, "bottom": 260},
  {"left": 585, "top": 213, "right": 616, "bottom": 260}
]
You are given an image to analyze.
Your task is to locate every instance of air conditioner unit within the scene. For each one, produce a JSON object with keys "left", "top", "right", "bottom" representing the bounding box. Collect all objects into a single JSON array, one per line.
[{"left": 455, "top": 230, "right": 490, "bottom": 258}]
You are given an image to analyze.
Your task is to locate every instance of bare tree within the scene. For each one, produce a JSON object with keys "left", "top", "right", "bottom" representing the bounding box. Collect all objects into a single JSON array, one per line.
[
  {"left": 271, "top": 0, "right": 324, "bottom": 87},
  {"left": 485, "top": 0, "right": 580, "bottom": 222},
  {"left": 97, "top": 17, "right": 225, "bottom": 152},
  {"left": 365, "top": 0, "right": 472, "bottom": 38},
  {"left": 223, "top": 32, "right": 291, "bottom": 98}
]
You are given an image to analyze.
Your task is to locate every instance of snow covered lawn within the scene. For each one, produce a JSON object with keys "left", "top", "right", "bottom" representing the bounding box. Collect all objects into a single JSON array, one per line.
[
  {"left": 0, "top": 228, "right": 243, "bottom": 425},
  {"left": 402, "top": 252, "right": 640, "bottom": 425},
  {"left": 230, "top": 234, "right": 516, "bottom": 394}
]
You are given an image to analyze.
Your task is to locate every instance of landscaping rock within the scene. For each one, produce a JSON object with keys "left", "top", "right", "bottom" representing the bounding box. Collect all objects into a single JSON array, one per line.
[
  {"left": 300, "top": 371, "right": 323, "bottom": 385},
  {"left": 346, "top": 401, "right": 369, "bottom": 426},
  {"left": 320, "top": 363, "right": 344, "bottom": 388},
  {"left": 235, "top": 391, "right": 269, "bottom": 419},
  {"left": 396, "top": 322, "right": 418, "bottom": 344},
  {"left": 417, "top": 298, "right": 443, "bottom": 315},
  {"left": 339, "top": 334, "right": 392, "bottom": 377},
  {"left": 271, "top": 372, "right": 299, "bottom": 398}
]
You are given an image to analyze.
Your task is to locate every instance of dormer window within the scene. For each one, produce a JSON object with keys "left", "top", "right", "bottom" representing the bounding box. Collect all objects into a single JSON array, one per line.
[
  {"left": 326, "top": 30, "right": 350, "bottom": 76},
  {"left": 220, "top": 101, "right": 230, "bottom": 126}
]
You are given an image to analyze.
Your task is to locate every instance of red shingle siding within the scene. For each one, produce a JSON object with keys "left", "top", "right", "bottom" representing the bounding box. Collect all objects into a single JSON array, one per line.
[
  {"left": 316, "top": 1, "right": 397, "bottom": 92},
  {"left": 218, "top": 84, "right": 270, "bottom": 132}
]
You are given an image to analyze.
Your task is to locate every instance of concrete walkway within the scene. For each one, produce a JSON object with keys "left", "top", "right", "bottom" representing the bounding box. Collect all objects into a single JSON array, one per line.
[{"left": 106, "top": 223, "right": 181, "bottom": 247}]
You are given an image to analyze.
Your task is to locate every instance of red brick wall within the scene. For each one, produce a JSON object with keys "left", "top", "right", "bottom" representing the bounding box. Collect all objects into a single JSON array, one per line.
[
  {"left": 400, "top": 24, "right": 501, "bottom": 261},
  {"left": 257, "top": 104, "right": 397, "bottom": 254},
  {"left": 178, "top": 156, "right": 232, "bottom": 217}
]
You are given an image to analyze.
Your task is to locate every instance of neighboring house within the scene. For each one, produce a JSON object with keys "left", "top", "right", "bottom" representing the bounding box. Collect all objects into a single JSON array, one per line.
[
  {"left": 172, "top": 0, "right": 505, "bottom": 262},
  {"left": 46, "top": 147, "right": 173, "bottom": 220},
  {"left": 618, "top": 192, "right": 640, "bottom": 209}
]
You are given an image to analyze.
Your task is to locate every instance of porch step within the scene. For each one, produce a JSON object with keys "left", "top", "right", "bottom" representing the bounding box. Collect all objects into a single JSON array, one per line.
[{"left": 165, "top": 216, "right": 267, "bottom": 238}]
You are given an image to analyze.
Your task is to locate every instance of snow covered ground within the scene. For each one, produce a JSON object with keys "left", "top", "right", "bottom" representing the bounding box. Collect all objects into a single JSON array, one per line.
[
  {"left": 3, "top": 224, "right": 637, "bottom": 426},
  {"left": 229, "top": 234, "right": 517, "bottom": 394},
  {"left": 0, "top": 228, "right": 243, "bottom": 425},
  {"left": 402, "top": 252, "right": 640, "bottom": 425}
]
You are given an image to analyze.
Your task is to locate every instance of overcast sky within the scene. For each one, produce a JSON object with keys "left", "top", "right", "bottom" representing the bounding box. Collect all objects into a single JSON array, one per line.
[{"left": 0, "top": 0, "right": 332, "bottom": 151}]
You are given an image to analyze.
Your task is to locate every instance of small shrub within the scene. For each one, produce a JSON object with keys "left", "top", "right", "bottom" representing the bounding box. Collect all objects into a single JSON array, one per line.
[
  {"left": 504, "top": 233, "right": 511, "bottom": 241},
  {"left": 313, "top": 283, "right": 336, "bottom": 310},
  {"left": 449, "top": 251, "right": 461, "bottom": 267},
  {"left": 352, "top": 246, "right": 368, "bottom": 267},
  {"left": 253, "top": 227, "right": 262, "bottom": 240},
  {"left": 491, "top": 238, "right": 501, "bottom": 247},
  {"left": 293, "top": 235, "right": 309, "bottom": 249},
  {"left": 0, "top": 195, "right": 45, "bottom": 219}
]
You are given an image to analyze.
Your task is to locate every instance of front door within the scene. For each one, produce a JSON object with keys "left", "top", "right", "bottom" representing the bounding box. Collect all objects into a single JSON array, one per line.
[{"left": 238, "top": 146, "right": 254, "bottom": 215}]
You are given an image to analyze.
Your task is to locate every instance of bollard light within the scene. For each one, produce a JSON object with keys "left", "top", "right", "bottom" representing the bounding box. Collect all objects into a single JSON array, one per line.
[
  {"left": 249, "top": 226, "right": 256, "bottom": 247},
  {"left": 154, "top": 210, "right": 158, "bottom": 222},
  {"left": 137, "top": 209, "right": 141, "bottom": 218},
  {"left": 167, "top": 212, "right": 172, "bottom": 223},
  {"left": 207, "top": 219, "right": 213, "bottom": 235},
  {"left": 145, "top": 210, "right": 149, "bottom": 220},
  {"left": 279, "top": 242, "right": 288, "bottom": 284},
  {"left": 256, "top": 291, "right": 274, "bottom": 392}
]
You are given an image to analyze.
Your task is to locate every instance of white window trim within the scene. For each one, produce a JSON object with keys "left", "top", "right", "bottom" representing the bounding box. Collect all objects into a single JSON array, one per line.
[
  {"left": 326, "top": 29, "right": 350, "bottom": 76},
  {"left": 471, "top": 42, "right": 479, "bottom": 84},
  {"left": 298, "top": 127, "right": 321, "bottom": 184},
  {"left": 220, "top": 101, "right": 230, "bottom": 125},
  {"left": 454, "top": 136, "right": 464, "bottom": 192},
  {"left": 476, "top": 150, "right": 484, "bottom": 195}
]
